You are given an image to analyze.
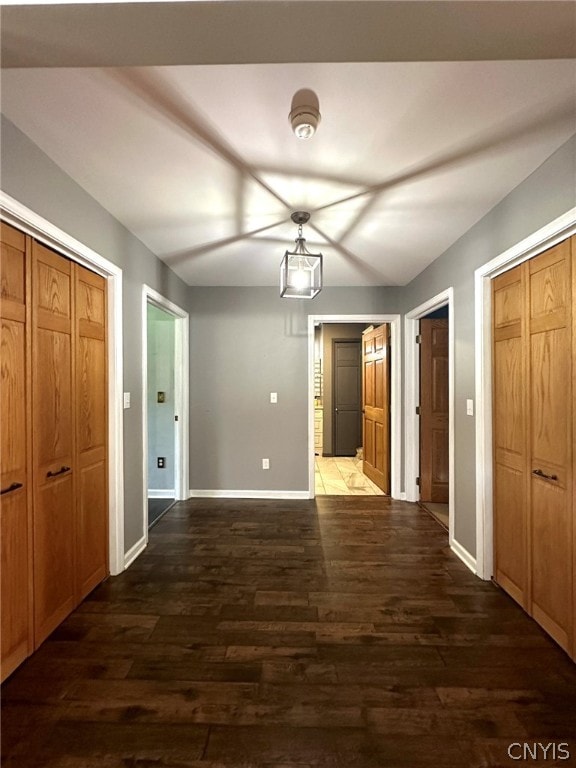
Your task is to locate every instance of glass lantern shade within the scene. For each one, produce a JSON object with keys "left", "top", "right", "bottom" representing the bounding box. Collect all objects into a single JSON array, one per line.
[{"left": 280, "top": 245, "right": 323, "bottom": 299}]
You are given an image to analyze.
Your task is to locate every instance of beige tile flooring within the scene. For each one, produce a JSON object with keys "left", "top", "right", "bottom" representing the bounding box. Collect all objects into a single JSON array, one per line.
[{"left": 315, "top": 456, "right": 385, "bottom": 495}]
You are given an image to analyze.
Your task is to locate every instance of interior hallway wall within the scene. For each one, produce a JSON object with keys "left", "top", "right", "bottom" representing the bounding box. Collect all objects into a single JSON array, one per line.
[
  {"left": 188, "top": 288, "right": 402, "bottom": 493},
  {"left": 1, "top": 116, "right": 190, "bottom": 552},
  {"left": 400, "top": 133, "right": 576, "bottom": 558}
]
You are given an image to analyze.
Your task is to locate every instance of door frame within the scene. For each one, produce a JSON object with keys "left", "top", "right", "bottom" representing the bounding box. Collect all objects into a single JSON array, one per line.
[
  {"left": 141, "top": 285, "right": 189, "bottom": 545},
  {"left": 474, "top": 206, "right": 576, "bottom": 580},
  {"left": 404, "top": 289, "right": 455, "bottom": 546},
  {"left": 308, "top": 314, "right": 402, "bottom": 499},
  {"left": 0, "top": 191, "right": 125, "bottom": 576}
]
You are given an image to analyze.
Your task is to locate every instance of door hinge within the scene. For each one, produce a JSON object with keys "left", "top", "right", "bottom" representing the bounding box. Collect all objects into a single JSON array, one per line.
[
  {"left": 416, "top": 334, "right": 422, "bottom": 344},
  {"left": 416, "top": 476, "right": 420, "bottom": 487},
  {"left": 415, "top": 406, "right": 420, "bottom": 415}
]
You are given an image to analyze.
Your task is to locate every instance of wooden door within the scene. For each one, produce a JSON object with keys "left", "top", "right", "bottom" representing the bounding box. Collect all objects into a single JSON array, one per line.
[
  {"left": 32, "top": 240, "right": 76, "bottom": 647},
  {"left": 75, "top": 265, "right": 108, "bottom": 599},
  {"left": 492, "top": 264, "right": 528, "bottom": 609},
  {"left": 0, "top": 223, "right": 32, "bottom": 680},
  {"left": 362, "top": 325, "right": 390, "bottom": 493},
  {"left": 419, "top": 318, "right": 449, "bottom": 503},
  {"left": 493, "top": 236, "right": 574, "bottom": 658},
  {"left": 527, "top": 239, "right": 573, "bottom": 651},
  {"left": 333, "top": 340, "right": 361, "bottom": 456}
]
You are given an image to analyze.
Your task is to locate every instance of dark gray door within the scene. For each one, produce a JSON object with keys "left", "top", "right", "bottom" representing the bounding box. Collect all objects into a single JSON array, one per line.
[{"left": 333, "top": 340, "right": 362, "bottom": 456}]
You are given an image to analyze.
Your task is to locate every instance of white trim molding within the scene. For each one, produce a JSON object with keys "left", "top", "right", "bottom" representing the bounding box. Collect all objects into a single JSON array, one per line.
[
  {"left": 404, "top": 289, "right": 455, "bottom": 552},
  {"left": 142, "top": 285, "right": 190, "bottom": 551},
  {"left": 147, "top": 489, "right": 176, "bottom": 499},
  {"left": 308, "top": 314, "right": 402, "bottom": 500},
  {"left": 124, "top": 534, "right": 147, "bottom": 570},
  {"left": 474, "top": 207, "right": 576, "bottom": 580},
  {"left": 189, "top": 489, "right": 310, "bottom": 500},
  {"left": 0, "top": 191, "right": 125, "bottom": 576}
]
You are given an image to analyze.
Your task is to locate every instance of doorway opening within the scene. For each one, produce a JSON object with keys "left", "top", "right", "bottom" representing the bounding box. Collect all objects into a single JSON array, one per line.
[
  {"left": 142, "top": 286, "right": 189, "bottom": 539},
  {"left": 418, "top": 305, "right": 449, "bottom": 531},
  {"left": 308, "top": 314, "right": 402, "bottom": 499},
  {"left": 146, "top": 303, "right": 177, "bottom": 526},
  {"left": 405, "top": 289, "right": 454, "bottom": 544}
]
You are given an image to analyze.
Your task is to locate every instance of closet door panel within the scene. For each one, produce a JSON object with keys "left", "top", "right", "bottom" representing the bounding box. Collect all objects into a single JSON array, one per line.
[
  {"left": 528, "top": 241, "right": 572, "bottom": 653},
  {"left": 492, "top": 265, "right": 528, "bottom": 607},
  {"left": 75, "top": 265, "right": 108, "bottom": 600},
  {"left": 32, "top": 242, "right": 76, "bottom": 647},
  {"left": 0, "top": 223, "right": 31, "bottom": 681},
  {"left": 33, "top": 475, "right": 75, "bottom": 644}
]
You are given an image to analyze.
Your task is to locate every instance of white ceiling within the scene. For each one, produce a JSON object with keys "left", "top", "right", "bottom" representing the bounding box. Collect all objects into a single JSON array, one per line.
[{"left": 1, "top": 3, "right": 575, "bottom": 287}]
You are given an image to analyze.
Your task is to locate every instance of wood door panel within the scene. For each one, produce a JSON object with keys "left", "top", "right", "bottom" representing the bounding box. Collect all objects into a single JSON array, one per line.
[
  {"left": 494, "top": 337, "right": 524, "bottom": 456},
  {"left": 1, "top": 489, "right": 30, "bottom": 679},
  {"left": 494, "top": 465, "right": 526, "bottom": 606},
  {"left": 431, "top": 427, "right": 449, "bottom": 484},
  {"left": 34, "top": 475, "right": 75, "bottom": 645},
  {"left": 1, "top": 239, "right": 26, "bottom": 308},
  {"left": 77, "top": 461, "right": 107, "bottom": 599},
  {"left": 36, "top": 254, "right": 71, "bottom": 321},
  {"left": 35, "top": 328, "right": 73, "bottom": 470},
  {"left": 531, "top": 329, "right": 569, "bottom": 468},
  {"left": 531, "top": 479, "right": 571, "bottom": 650},
  {"left": 493, "top": 278, "right": 523, "bottom": 327},
  {"left": 362, "top": 325, "right": 390, "bottom": 493},
  {"left": 77, "top": 336, "right": 106, "bottom": 452},
  {"left": 374, "top": 359, "right": 384, "bottom": 409},
  {"left": 420, "top": 318, "right": 449, "bottom": 504},
  {"left": 1, "top": 320, "right": 27, "bottom": 478}
]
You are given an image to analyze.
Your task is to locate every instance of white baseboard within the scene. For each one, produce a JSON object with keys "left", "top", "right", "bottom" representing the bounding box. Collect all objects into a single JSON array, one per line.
[
  {"left": 147, "top": 489, "right": 176, "bottom": 499},
  {"left": 450, "top": 537, "right": 477, "bottom": 574},
  {"left": 124, "top": 534, "right": 147, "bottom": 569},
  {"left": 189, "top": 489, "right": 310, "bottom": 500}
]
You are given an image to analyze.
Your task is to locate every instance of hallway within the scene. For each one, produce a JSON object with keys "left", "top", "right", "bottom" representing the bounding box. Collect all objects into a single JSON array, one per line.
[{"left": 2, "top": 496, "right": 575, "bottom": 767}]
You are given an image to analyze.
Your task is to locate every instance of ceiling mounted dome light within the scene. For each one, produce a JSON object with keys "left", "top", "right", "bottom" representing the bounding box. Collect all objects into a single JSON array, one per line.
[
  {"left": 289, "top": 88, "right": 321, "bottom": 139},
  {"left": 280, "top": 212, "right": 323, "bottom": 299}
]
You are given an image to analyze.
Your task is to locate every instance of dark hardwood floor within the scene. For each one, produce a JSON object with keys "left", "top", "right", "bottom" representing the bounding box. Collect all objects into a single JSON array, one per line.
[{"left": 2, "top": 497, "right": 575, "bottom": 767}]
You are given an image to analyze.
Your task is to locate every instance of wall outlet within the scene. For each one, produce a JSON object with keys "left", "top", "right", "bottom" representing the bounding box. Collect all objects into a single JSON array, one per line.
[
  {"left": 262, "top": 458, "right": 270, "bottom": 470},
  {"left": 157, "top": 457, "right": 166, "bottom": 469}
]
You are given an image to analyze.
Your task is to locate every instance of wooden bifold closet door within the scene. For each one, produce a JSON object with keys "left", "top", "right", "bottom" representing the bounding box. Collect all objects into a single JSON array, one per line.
[
  {"left": 0, "top": 223, "right": 108, "bottom": 680},
  {"left": 493, "top": 235, "right": 575, "bottom": 659}
]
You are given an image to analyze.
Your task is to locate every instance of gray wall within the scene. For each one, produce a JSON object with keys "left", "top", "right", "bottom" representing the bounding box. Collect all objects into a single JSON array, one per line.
[
  {"left": 188, "top": 288, "right": 402, "bottom": 492},
  {"left": 1, "top": 116, "right": 190, "bottom": 551},
  {"left": 400, "top": 133, "right": 576, "bottom": 556}
]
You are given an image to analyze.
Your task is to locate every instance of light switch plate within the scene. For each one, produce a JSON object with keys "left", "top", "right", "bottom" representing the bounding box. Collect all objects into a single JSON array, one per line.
[
  {"left": 123, "top": 392, "right": 131, "bottom": 409},
  {"left": 466, "top": 399, "right": 474, "bottom": 416},
  {"left": 270, "top": 392, "right": 278, "bottom": 403}
]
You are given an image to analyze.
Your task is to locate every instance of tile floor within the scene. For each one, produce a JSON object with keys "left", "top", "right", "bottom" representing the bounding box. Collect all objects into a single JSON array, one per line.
[{"left": 315, "top": 456, "right": 385, "bottom": 495}]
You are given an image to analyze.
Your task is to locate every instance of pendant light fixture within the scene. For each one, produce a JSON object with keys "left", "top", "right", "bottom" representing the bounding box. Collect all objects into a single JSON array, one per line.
[{"left": 280, "top": 212, "right": 323, "bottom": 299}]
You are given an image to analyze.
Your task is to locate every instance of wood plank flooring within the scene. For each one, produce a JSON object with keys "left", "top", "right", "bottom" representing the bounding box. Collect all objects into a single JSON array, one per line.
[{"left": 2, "top": 496, "right": 576, "bottom": 767}]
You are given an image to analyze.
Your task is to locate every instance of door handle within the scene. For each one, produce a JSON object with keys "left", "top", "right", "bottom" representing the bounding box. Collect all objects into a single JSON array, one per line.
[
  {"left": 1, "top": 482, "right": 23, "bottom": 496},
  {"left": 335, "top": 408, "right": 339, "bottom": 412},
  {"left": 46, "top": 466, "right": 71, "bottom": 479},
  {"left": 532, "top": 468, "right": 558, "bottom": 482}
]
